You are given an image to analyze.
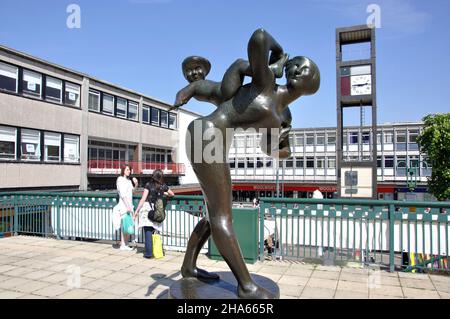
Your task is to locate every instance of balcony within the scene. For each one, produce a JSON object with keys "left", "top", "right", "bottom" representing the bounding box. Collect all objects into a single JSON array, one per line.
[{"left": 87, "top": 160, "right": 185, "bottom": 175}]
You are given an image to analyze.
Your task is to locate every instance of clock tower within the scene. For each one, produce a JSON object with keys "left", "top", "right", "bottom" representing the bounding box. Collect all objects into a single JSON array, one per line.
[{"left": 336, "top": 25, "right": 377, "bottom": 199}]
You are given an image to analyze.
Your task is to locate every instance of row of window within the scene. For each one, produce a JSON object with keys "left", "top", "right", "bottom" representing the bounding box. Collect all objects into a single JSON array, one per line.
[
  {"left": 229, "top": 157, "right": 337, "bottom": 170},
  {"left": 0, "top": 61, "right": 81, "bottom": 107},
  {"left": 0, "top": 60, "right": 177, "bottom": 130},
  {"left": 88, "top": 89, "right": 177, "bottom": 129},
  {"left": 0, "top": 125, "right": 80, "bottom": 163},
  {"left": 232, "top": 129, "right": 420, "bottom": 149}
]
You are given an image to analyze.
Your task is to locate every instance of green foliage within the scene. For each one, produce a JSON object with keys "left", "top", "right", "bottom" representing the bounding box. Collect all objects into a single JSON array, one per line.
[{"left": 417, "top": 113, "right": 450, "bottom": 201}]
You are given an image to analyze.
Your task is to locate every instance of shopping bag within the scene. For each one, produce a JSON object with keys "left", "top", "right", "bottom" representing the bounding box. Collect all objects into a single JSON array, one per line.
[
  {"left": 152, "top": 233, "right": 164, "bottom": 259},
  {"left": 122, "top": 212, "right": 135, "bottom": 235}
]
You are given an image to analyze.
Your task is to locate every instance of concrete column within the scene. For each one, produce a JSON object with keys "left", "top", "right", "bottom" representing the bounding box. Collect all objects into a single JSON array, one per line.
[
  {"left": 136, "top": 96, "right": 144, "bottom": 174},
  {"left": 79, "top": 77, "right": 90, "bottom": 191}
]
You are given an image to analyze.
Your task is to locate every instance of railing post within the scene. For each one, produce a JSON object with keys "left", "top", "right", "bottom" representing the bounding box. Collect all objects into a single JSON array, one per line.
[
  {"left": 55, "top": 195, "right": 61, "bottom": 240},
  {"left": 13, "top": 195, "right": 18, "bottom": 236},
  {"left": 389, "top": 204, "right": 395, "bottom": 272},
  {"left": 259, "top": 200, "right": 265, "bottom": 262}
]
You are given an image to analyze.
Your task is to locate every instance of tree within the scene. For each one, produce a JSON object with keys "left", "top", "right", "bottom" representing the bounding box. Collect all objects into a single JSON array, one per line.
[{"left": 416, "top": 113, "right": 450, "bottom": 201}]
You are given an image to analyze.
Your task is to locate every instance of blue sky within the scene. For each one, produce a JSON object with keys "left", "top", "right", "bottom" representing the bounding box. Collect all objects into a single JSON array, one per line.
[{"left": 0, "top": 0, "right": 449, "bottom": 128}]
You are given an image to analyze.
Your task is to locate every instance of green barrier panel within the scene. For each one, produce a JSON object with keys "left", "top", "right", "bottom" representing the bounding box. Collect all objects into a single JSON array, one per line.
[{"left": 208, "top": 208, "right": 258, "bottom": 264}]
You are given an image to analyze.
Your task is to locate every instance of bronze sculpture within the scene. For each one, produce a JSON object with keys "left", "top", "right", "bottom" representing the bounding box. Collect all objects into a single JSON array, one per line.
[{"left": 172, "top": 28, "right": 320, "bottom": 299}]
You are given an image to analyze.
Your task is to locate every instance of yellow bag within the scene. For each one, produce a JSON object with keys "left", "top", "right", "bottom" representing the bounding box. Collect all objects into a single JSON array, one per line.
[{"left": 152, "top": 233, "right": 164, "bottom": 259}]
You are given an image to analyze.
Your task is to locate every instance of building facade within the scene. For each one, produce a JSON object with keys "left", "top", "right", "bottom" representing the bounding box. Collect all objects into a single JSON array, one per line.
[{"left": 0, "top": 45, "right": 198, "bottom": 191}]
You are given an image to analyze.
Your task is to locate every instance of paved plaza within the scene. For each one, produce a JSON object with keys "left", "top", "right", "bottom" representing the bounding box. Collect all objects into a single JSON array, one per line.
[{"left": 0, "top": 236, "right": 448, "bottom": 299}]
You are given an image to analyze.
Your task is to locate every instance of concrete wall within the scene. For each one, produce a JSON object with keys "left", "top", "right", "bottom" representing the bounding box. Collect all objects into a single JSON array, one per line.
[{"left": 0, "top": 163, "right": 80, "bottom": 188}]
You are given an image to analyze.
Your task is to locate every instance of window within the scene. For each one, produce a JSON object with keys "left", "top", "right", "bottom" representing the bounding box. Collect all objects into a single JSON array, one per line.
[
  {"left": 21, "top": 129, "right": 41, "bottom": 161},
  {"left": 396, "top": 131, "right": 406, "bottom": 143},
  {"left": 64, "top": 135, "right": 79, "bottom": 163},
  {"left": 64, "top": 82, "right": 80, "bottom": 107},
  {"left": 295, "top": 157, "right": 304, "bottom": 168},
  {"left": 229, "top": 158, "right": 235, "bottom": 168},
  {"left": 265, "top": 158, "right": 273, "bottom": 167},
  {"left": 350, "top": 132, "right": 358, "bottom": 144},
  {"left": 102, "top": 94, "right": 114, "bottom": 115},
  {"left": 0, "top": 62, "right": 18, "bottom": 93},
  {"left": 142, "top": 105, "right": 150, "bottom": 123},
  {"left": 116, "top": 97, "right": 127, "bottom": 118},
  {"left": 384, "top": 131, "right": 393, "bottom": 143},
  {"left": 0, "top": 126, "right": 16, "bottom": 160},
  {"left": 237, "top": 158, "right": 245, "bottom": 168},
  {"left": 327, "top": 133, "right": 336, "bottom": 145},
  {"left": 316, "top": 134, "right": 325, "bottom": 145},
  {"left": 88, "top": 90, "right": 100, "bottom": 112},
  {"left": 409, "top": 130, "right": 419, "bottom": 143},
  {"left": 169, "top": 113, "right": 177, "bottom": 129},
  {"left": 396, "top": 156, "right": 407, "bottom": 168},
  {"left": 285, "top": 159, "right": 294, "bottom": 168},
  {"left": 256, "top": 157, "right": 263, "bottom": 168},
  {"left": 362, "top": 132, "right": 370, "bottom": 144},
  {"left": 306, "top": 134, "right": 314, "bottom": 145},
  {"left": 316, "top": 157, "right": 325, "bottom": 169},
  {"left": 295, "top": 135, "right": 304, "bottom": 146},
  {"left": 306, "top": 157, "right": 314, "bottom": 168},
  {"left": 247, "top": 158, "right": 254, "bottom": 168},
  {"left": 160, "top": 110, "right": 168, "bottom": 128},
  {"left": 151, "top": 107, "right": 160, "bottom": 125},
  {"left": 236, "top": 137, "right": 245, "bottom": 148},
  {"left": 128, "top": 101, "right": 138, "bottom": 121},
  {"left": 409, "top": 155, "right": 419, "bottom": 168},
  {"left": 327, "top": 157, "right": 336, "bottom": 169},
  {"left": 22, "top": 69, "right": 42, "bottom": 98},
  {"left": 44, "top": 132, "right": 61, "bottom": 162},
  {"left": 45, "top": 76, "right": 62, "bottom": 103},
  {"left": 376, "top": 132, "right": 381, "bottom": 144},
  {"left": 384, "top": 156, "right": 394, "bottom": 168},
  {"left": 377, "top": 156, "right": 382, "bottom": 168}
]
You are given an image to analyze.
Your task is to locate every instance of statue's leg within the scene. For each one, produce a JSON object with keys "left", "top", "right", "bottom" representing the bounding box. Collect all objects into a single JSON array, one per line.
[
  {"left": 181, "top": 217, "right": 219, "bottom": 281},
  {"left": 196, "top": 161, "right": 274, "bottom": 299},
  {"left": 220, "top": 59, "right": 251, "bottom": 101}
]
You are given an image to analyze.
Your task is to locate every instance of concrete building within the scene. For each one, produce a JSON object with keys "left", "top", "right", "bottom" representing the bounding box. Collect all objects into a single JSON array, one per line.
[{"left": 0, "top": 45, "right": 199, "bottom": 191}]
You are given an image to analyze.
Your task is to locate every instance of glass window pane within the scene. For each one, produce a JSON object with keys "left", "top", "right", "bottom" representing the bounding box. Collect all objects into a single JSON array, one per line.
[
  {"left": 384, "top": 156, "right": 394, "bottom": 168},
  {"left": 169, "top": 113, "right": 177, "bottom": 129},
  {"left": 295, "top": 157, "right": 304, "bottom": 168},
  {"left": 102, "top": 94, "right": 114, "bottom": 114},
  {"left": 316, "top": 157, "right": 325, "bottom": 168},
  {"left": 327, "top": 133, "right": 336, "bottom": 144},
  {"left": 151, "top": 107, "right": 160, "bottom": 125},
  {"left": 306, "top": 157, "right": 314, "bottom": 168},
  {"left": 160, "top": 110, "right": 168, "bottom": 128},
  {"left": 64, "top": 82, "right": 80, "bottom": 107},
  {"left": 64, "top": 135, "right": 79, "bottom": 163},
  {"left": 316, "top": 134, "right": 325, "bottom": 145},
  {"left": 0, "top": 62, "right": 18, "bottom": 93},
  {"left": 362, "top": 132, "right": 370, "bottom": 144},
  {"left": 306, "top": 134, "right": 314, "bottom": 145},
  {"left": 295, "top": 135, "right": 304, "bottom": 146},
  {"left": 45, "top": 76, "right": 62, "bottom": 103},
  {"left": 116, "top": 97, "right": 127, "bottom": 118},
  {"left": 44, "top": 132, "right": 61, "bottom": 162},
  {"left": 22, "top": 70, "right": 42, "bottom": 98},
  {"left": 21, "top": 129, "right": 41, "bottom": 161},
  {"left": 143, "top": 106, "right": 150, "bottom": 123},
  {"left": 384, "top": 132, "right": 393, "bottom": 143},
  {"left": 327, "top": 157, "right": 336, "bottom": 168},
  {"left": 350, "top": 132, "right": 358, "bottom": 144},
  {"left": 88, "top": 90, "right": 100, "bottom": 112},
  {"left": 128, "top": 101, "right": 138, "bottom": 120},
  {"left": 396, "top": 131, "right": 406, "bottom": 143},
  {"left": 0, "top": 125, "right": 16, "bottom": 160}
]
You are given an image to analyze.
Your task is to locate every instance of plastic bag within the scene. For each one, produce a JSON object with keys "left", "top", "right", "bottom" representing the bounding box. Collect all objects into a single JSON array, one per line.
[
  {"left": 122, "top": 212, "right": 135, "bottom": 235},
  {"left": 152, "top": 233, "right": 164, "bottom": 259}
]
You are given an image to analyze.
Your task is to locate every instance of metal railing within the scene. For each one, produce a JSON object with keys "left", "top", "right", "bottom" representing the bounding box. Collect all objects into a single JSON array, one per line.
[
  {"left": 259, "top": 197, "right": 450, "bottom": 273},
  {"left": 1, "top": 191, "right": 449, "bottom": 273}
]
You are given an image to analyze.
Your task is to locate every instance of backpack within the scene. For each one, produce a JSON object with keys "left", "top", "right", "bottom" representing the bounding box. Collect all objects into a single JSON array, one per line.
[{"left": 147, "top": 185, "right": 166, "bottom": 223}]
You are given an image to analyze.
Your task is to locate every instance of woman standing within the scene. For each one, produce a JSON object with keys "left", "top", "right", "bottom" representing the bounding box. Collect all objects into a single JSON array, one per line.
[
  {"left": 112, "top": 164, "right": 138, "bottom": 251},
  {"left": 134, "top": 169, "right": 174, "bottom": 258}
]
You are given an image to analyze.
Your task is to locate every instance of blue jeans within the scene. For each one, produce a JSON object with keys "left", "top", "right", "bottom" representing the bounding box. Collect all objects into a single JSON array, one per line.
[{"left": 143, "top": 226, "right": 155, "bottom": 258}]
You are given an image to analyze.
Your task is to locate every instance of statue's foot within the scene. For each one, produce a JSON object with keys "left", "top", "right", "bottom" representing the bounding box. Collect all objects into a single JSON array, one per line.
[
  {"left": 238, "top": 283, "right": 275, "bottom": 299},
  {"left": 181, "top": 266, "right": 220, "bottom": 281}
]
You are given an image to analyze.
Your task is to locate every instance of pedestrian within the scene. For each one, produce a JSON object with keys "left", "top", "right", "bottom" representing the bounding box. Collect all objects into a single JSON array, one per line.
[
  {"left": 112, "top": 164, "right": 138, "bottom": 251},
  {"left": 134, "top": 169, "right": 174, "bottom": 258}
]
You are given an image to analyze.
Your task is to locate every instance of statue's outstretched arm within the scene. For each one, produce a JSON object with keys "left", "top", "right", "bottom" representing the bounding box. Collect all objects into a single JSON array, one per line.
[{"left": 172, "top": 80, "right": 222, "bottom": 109}]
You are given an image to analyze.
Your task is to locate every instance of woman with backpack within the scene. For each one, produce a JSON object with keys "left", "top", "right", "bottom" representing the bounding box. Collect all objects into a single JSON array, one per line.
[{"left": 134, "top": 169, "right": 174, "bottom": 258}]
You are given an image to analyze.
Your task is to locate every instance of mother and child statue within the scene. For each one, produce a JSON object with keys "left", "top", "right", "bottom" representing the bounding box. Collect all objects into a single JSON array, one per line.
[{"left": 170, "top": 28, "right": 320, "bottom": 299}]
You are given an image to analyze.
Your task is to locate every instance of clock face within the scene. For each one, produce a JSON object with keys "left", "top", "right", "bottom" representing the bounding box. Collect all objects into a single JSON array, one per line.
[{"left": 350, "top": 74, "right": 371, "bottom": 95}]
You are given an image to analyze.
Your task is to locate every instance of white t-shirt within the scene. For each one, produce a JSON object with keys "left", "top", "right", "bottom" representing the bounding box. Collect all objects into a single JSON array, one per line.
[{"left": 116, "top": 176, "right": 134, "bottom": 212}]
